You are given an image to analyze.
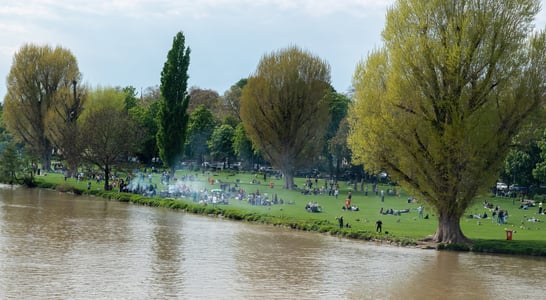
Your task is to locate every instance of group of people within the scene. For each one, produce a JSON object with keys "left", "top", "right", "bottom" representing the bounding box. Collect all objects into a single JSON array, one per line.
[
  {"left": 305, "top": 201, "right": 322, "bottom": 213},
  {"left": 379, "top": 207, "right": 410, "bottom": 216}
]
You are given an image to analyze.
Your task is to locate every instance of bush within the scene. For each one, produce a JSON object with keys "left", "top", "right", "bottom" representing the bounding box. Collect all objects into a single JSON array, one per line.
[{"left": 533, "top": 194, "right": 546, "bottom": 202}]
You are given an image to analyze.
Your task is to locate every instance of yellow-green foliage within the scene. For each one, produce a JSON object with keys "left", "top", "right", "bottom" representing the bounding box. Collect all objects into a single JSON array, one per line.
[
  {"left": 240, "top": 46, "right": 331, "bottom": 189},
  {"left": 349, "top": 0, "right": 546, "bottom": 243}
]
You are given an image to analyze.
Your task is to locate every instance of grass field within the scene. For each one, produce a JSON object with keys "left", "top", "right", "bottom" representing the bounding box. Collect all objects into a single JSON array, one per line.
[{"left": 36, "top": 169, "right": 546, "bottom": 255}]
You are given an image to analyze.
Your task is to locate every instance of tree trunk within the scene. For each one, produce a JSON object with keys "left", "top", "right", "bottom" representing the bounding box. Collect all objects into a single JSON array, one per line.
[
  {"left": 170, "top": 166, "right": 176, "bottom": 178},
  {"left": 41, "top": 155, "right": 51, "bottom": 173},
  {"left": 433, "top": 209, "right": 471, "bottom": 244},
  {"left": 103, "top": 166, "right": 110, "bottom": 191},
  {"left": 283, "top": 172, "right": 295, "bottom": 190}
]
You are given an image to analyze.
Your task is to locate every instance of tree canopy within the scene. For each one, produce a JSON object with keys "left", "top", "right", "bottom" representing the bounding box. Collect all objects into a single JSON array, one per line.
[
  {"left": 222, "top": 79, "right": 247, "bottom": 122},
  {"left": 157, "top": 31, "right": 191, "bottom": 175},
  {"left": 129, "top": 86, "right": 161, "bottom": 165},
  {"left": 324, "top": 90, "right": 351, "bottom": 177},
  {"left": 4, "top": 44, "right": 81, "bottom": 171},
  {"left": 185, "top": 105, "right": 217, "bottom": 164},
  {"left": 349, "top": 0, "right": 546, "bottom": 243},
  {"left": 208, "top": 124, "right": 236, "bottom": 166},
  {"left": 241, "top": 46, "right": 332, "bottom": 189},
  {"left": 45, "top": 80, "right": 86, "bottom": 177},
  {"left": 78, "top": 87, "right": 141, "bottom": 190}
]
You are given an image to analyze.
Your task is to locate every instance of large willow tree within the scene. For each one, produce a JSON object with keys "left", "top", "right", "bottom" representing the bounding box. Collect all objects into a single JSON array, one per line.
[
  {"left": 4, "top": 44, "right": 81, "bottom": 171},
  {"left": 349, "top": 0, "right": 546, "bottom": 244},
  {"left": 241, "top": 46, "right": 331, "bottom": 189}
]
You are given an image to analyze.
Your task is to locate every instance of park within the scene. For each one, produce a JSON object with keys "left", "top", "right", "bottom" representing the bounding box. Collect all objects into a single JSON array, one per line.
[
  {"left": 1, "top": 0, "right": 546, "bottom": 256},
  {"left": 35, "top": 167, "right": 546, "bottom": 256}
]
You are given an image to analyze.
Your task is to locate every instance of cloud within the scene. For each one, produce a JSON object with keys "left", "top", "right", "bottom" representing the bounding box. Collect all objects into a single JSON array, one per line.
[
  {"left": 1, "top": 0, "right": 544, "bottom": 99},
  {"left": 0, "top": 0, "right": 392, "bottom": 20}
]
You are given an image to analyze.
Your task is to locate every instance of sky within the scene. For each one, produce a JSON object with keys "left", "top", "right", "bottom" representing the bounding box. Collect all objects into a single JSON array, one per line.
[{"left": 1, "top": 0, "right": 546, "bottom": 100}]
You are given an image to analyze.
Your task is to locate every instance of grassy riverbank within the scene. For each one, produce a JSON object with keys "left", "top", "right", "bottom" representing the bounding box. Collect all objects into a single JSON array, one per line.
[{"left": 34, "top": 170, "right": 546, "bottom": 256}]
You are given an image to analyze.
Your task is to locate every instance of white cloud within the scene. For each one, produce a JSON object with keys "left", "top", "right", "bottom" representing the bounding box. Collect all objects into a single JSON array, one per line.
[{"left": 1, "top": 0, "right": 545, "bottom": 100}]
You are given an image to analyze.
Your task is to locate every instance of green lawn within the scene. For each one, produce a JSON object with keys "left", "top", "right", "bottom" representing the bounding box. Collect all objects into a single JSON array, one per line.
[{"left": 37, "top": 169, "right": 546, "bottom": 255}]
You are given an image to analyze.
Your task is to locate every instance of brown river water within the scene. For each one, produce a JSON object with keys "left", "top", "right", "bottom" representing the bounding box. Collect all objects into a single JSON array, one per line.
[{"left": 0, "top": 186, "right": 544, "bottom": 299}]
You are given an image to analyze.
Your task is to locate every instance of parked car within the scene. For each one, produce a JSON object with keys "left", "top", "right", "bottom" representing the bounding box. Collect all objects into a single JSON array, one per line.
[
  {"left": 509, "top": 184, "right": 527, "bottom": 192},
  {"left": 496, "top": 182, "right": 508, "bottom": 191}
]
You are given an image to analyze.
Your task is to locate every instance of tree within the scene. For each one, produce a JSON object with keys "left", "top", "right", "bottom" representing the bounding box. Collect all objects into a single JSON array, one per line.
[
  {"left": 328, "top": 117, "right": 352, "bottom": 178},
  {"left": 185, "top": 105, "right": 217, "bottom": 164},
  {"left": 241, "top": 46, "right": 332, "bottom": 189},
  {"left": 0, "top": 103, "right": 13, "bottom": 151},
  {"left": 208, "top": 124, "right": 236, "bottom": 167},
  {"left": 504, "top": 148, "right": 536, "bottom": 187},
  {"left": 122, "top": 86, "right": 139, "bottom": 111},
  {"left": 45, "top": 80, "right": 86, "bottom": 177},
  {"left": 0, "top": 143, "right": 26, "bottom": 184},
  {"left": 233, "top": 123, "right": 260, "bottom": 170},
  {"left": 323, "top": 90, "right": 350, "bottom": 177},
  {"left": 157, "top": 32, "right": 191, "bottom": 175},
  {"left": 188, "top": 87, "right": 221, "bottom": 115},
  {"left": 129, "top": 86, "right": 161, "bottom": 165},
  {"left": 222, "top": 79, "right": 247, "bottom": 122},
  {"left": 4, "top": 44, "right": 81, "bottom": 171},
  {"left": 502, "top": 113, "right": 546, "bottom": 187},
  {"left": 78, "top": 87, "right": 141, "bottom": 190},
  {"left": 349, "top": 0, "right": 546, "bottom": 244},
  {"left": 533, "top": 130, "right": 546, "bottom": 184}
]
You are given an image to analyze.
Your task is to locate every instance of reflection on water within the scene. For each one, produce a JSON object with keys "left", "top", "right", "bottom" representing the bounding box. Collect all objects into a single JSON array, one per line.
[{"left": 0, "top": 187, "right": 544, "bottom": 299}]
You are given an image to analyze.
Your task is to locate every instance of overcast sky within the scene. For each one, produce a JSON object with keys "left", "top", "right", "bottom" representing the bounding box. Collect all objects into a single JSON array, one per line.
[{"left": 1, "top": 0, "right": 545, "bottom": 100}]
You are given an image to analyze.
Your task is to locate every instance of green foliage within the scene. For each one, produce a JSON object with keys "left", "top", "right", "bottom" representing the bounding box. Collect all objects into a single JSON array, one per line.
[
  {"left": 187, "top": 87, "right": 221, "bottom": 117},
  {"left": 185, "top": 105, "right": 217, "bottom": 162},
  {"left": 533, "top": 130, "right": 546, "bottom": 183},
  {"left": 233, "top": 123, "right": 260, "bottom": 168},
  {"left": 241, "top": 46, "right": 332, "bottom": 189},
  {"left": 157, "top": 31, "right": 191, "bottom": 174},
  {"left": 129, "top": 88, "right": 161, "bottom": 164},
  {"left": 505, "top": 148, "right": 535, "bottom": 187},
  {"left": 122, "top": 86, "right": 139, "bottom": 111},
  {"left": 208, "top": 124, "right": 235, "bottom": 162},
  {"left": 349, "top": 0, "right": 546, "bottom": 243},
  {"left": 4, "top": 44, "right": 81, "bottom": 170},
  {"left": 0, "top": 143, "right": 24, "bottom": 184},
  {"left": 323, "top": 90, "right": 351, "bottom": 177},
  {"left": 78, "top": 87, "right": 141, "bottom": 190},
  {"left": 0, "top": 103, "right": 13, "bottom": 150},
  {"left": 222, "top": 78, "right": 248, "bottom": 122}
]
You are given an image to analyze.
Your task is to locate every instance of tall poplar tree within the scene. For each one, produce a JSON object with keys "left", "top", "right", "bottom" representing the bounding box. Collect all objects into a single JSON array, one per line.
[
  {"left": 241, "top": 46, "right": 332, "bottom": 189},
  {"left": 157, "top": 32, "right": 191, "bottom": 175},
  {"left": 349, "top": 0, "right": 546, "bottom": 244}
]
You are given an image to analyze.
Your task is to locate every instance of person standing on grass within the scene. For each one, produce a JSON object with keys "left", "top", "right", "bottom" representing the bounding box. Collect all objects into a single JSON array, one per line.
[
  {"left": 337, "top": 216, "right": 344, "bottom": 229},
  {"left": 539, "top": 201, "right": 543, "bottom": 215},
  {"left": 376, "top": 220, "right": 383, "bottom": 233},
  {"left": 417, "top": 205, "right": 424, "bottom": 219}
]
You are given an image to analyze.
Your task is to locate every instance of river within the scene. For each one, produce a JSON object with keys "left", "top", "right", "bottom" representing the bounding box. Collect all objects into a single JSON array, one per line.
[{"left": 0, "top": 186, "right": 544, "bottom": 299}]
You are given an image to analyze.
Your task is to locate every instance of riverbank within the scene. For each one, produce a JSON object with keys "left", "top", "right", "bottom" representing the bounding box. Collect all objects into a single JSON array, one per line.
[{"left": 33, "top": 171, "right": 546, "bottom": 256}]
